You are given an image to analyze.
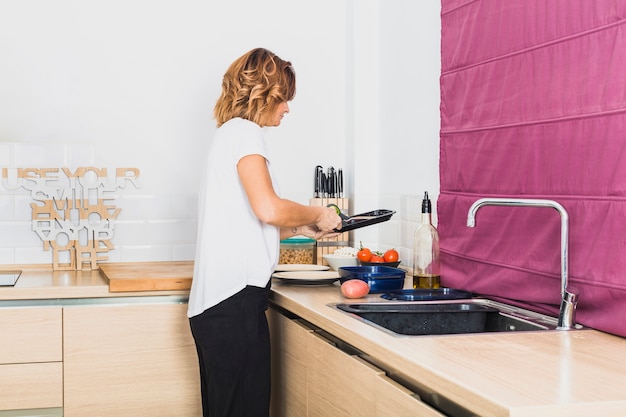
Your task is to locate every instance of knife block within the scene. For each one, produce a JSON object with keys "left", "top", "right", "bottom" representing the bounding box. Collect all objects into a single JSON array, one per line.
[{"left": 309, "top": 197, "right": 350, "bottom": 265}]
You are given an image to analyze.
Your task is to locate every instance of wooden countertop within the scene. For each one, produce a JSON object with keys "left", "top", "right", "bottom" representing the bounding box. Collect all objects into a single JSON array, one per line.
[
  {"left": 269, "top": 277, "right": 626, "bottom": 417},
  {"left": 2, "top": 263, "right": 625, "bottom": 416},
  {"left": 0, "top": 265, "right": 190, "bottom": 300}
]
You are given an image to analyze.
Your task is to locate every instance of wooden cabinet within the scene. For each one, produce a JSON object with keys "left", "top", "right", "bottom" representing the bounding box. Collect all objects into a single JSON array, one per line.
[
  {"left": 63, "top": 302, "right": 201, "bottom": 417},
  {"left": 269, "top": 306, "right": 312, "bottom": 416},
  {"left": 0, "top": 306, "right": 63, "bottom": 412},
  {"left": 268, "top": 306, "right": 444, "bottom": 417}
]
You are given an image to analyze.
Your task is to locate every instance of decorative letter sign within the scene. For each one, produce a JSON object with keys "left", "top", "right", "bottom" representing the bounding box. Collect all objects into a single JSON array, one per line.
[{"left": 1, "top": 167, "right": 140, "bottom": 270}]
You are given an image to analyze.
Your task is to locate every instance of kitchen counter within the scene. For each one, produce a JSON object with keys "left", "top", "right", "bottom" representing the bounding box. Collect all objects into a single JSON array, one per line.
[
  {"left": 0, "top": 263, "right": 198, "bottom": 417},
  {"left": 270, "top": 277, "right": 626, "bottom": 417},
  {"left": 2, "top": 263, "right": 626, "bottom": 416},
  {"left": 0, "top": 265, "right": 190, "bottom": 301}
]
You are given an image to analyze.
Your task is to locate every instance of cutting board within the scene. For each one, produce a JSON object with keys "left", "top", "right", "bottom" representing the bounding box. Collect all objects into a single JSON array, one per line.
[{"left": 100, "top": 261, "right": 194, "bottom": 292}]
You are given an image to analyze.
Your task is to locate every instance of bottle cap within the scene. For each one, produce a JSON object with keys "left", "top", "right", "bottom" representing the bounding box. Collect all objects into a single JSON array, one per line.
[{"left": 421, "top": 191, "right": 431, "bottom": 213}]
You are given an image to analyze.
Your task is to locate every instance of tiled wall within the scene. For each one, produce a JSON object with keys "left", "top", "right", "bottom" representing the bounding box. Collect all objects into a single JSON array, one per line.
[
  {"left": 0, "top": 142, "right": 431, "bottom": 269},
  {"left": 0, "top": 143, "right": 197, "bottom": 266},
  {"left": 1, "top": 141, "right": 439, "bottom": 269}
]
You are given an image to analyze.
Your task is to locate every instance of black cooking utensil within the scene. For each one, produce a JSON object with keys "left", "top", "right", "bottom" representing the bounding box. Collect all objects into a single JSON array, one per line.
[{"left": 327, "top": 204, "right": 396, "bottom": 232}]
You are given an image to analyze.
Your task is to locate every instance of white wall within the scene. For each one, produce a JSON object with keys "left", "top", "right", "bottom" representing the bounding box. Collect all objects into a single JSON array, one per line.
[
  {"left": 0, "top": 0, "right": 440, "bottom": 267},
  {"left": 353, "top": 0, "right": 441, "bottom": 264}
]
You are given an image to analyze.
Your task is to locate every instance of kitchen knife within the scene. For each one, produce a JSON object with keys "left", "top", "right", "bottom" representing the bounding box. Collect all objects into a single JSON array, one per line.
[
  {"left": 338, "top": 169, "right": 343, "bottom": 198},
  {"left": 314, "top": 165, "right": 323, "bottom": 198}
]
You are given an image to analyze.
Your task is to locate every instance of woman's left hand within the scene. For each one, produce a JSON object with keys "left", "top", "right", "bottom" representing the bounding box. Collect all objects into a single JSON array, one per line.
[{"left": 299, "top": 225, "right": 340, "bottom": 240}]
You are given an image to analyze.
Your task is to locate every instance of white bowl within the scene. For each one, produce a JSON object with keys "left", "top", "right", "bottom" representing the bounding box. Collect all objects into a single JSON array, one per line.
[{"left": 322, "top": 254, "right": 359, "bottom": 270}]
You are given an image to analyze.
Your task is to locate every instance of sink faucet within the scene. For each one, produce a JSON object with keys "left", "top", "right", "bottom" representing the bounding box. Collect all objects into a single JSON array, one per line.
[{"left": 466, "top": 198, "right": 578, "bottom": 330}]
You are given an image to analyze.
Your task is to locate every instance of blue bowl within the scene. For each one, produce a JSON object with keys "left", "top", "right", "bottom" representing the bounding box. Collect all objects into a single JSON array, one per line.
[{"left": 338, "top": 266, "right": 405, "bottom": 293}]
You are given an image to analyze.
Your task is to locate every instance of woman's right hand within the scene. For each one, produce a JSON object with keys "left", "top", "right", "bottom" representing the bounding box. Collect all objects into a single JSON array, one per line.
[{"left": 316, "top": 206, "right": 343, "bottom": 232}]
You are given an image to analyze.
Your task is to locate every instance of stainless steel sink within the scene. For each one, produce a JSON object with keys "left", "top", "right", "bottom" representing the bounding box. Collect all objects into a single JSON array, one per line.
[{"left": 333, "top": 299, "right": 583, "bottom": 336}]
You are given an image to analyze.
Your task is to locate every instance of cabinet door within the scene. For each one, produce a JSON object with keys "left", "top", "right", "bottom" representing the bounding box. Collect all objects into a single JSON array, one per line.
[
  {"left": 307, "top": 331, "right": 380, "bottom": 417},
  {"left": 0, "top": 306, "right": 63, "bottom": 412},
  {"left": 63, "top": 302, "right": 200, "bottom": 417},
  {"left": 268, "top": 307, "right": 311, "bottom": 417},
  {"left": 269, "top": 306, "right": 446, "bottom": 417},
  {"left": 0, "top": 306, "right": 62, "bottom": 363},
  {"left": 308, "top": 332, "right": 445, "bottom": 417},
  {"left": 374, "top": 375, "right": 445, "bottom": 417},
  {"left": 0, "top": 362, "right": 63, "bottom": 410}
]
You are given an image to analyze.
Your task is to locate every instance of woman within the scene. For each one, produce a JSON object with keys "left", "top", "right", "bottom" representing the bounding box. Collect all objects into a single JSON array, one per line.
[{"left": 188, "top": 48, "right": 342, "bottom": 417}]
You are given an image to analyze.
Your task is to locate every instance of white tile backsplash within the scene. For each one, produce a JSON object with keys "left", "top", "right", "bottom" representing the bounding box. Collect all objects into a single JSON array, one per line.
[
  {"left": 15, "top": 246, "right": 53, "bottom": 264},
  {"left": 112, "top": 221, "right": 149, "bottom": 246},
  {"left": 147, "top": 219, "right": 197, "bottom": 245},
  {"left": 173, "top": 244, "right": 196, "bottom": 261},
  {"left": 120, "top": 245, "right": 175, "bottom": 262},
  {"left": 101, "top": 247, "right": 121, "bottom": 263},
  {"left": 117, "top": 194, "right": 173, "bottom": 220},
  {"left": 171, "top": 194, "right": 198, "bottom": 219},
  {"left": 0, "top": 143, "right": 429, "bottom": 269},
  {"left": 0, "top": 221, "right": 42, "bottom": 247},
  {"left": 0, "top": 143, "right": 199, "bottom": 266},
  {"left": 0, "top": 196, "right": 14, "bottom": 221},
  {"left": 0, "top": 247, "right": 14, "bottom": 264},
  {"left": 14, "top": 195, "right": 33, "bottom": 221}
]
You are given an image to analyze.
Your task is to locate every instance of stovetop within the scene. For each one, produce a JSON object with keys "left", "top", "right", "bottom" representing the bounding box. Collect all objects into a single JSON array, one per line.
[{"left": 0, "top": 271, "right": 22, "bottom": 286}]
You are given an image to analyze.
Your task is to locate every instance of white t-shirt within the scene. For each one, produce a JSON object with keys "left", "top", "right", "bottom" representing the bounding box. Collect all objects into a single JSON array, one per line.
[{"left": 187, "top": 118, "right": 280, "bottom": 318}]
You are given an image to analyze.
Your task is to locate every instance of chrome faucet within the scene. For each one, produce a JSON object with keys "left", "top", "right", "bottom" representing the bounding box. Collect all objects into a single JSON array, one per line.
[{"left": 467, "top": 198, "right": 578, "bottom": 330}]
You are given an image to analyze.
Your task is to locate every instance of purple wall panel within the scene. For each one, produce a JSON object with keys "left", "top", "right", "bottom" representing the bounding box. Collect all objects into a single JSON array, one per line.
[{"left": 440, "top": 0, "right": 626, "bottom": 336}]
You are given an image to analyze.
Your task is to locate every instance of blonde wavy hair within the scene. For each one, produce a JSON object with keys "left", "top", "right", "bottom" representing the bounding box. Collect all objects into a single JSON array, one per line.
[{"left": 214, "top": 48, "right": 296, "bottom": 127}]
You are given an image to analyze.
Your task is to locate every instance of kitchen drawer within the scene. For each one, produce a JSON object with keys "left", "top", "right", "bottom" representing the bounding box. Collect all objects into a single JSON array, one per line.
[
  {"left": 269, "top": 306, "right": 445, "bottom": 417},
  {"left": 0, "top": 306, "right": 62, "bottom": 364},
  {"left": 0, "top": 362, "right": 63, "bottom": 410},
  {"left": 307, "top": 330, "right": 445, "bottom": 417}
]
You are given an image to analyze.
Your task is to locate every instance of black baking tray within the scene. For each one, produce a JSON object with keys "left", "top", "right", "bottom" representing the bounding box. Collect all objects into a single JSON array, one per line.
[
  {"left": 380, "top": 288, "right": 474, "bottom": 301},
  {"left": 335, "top": 209, "right": 396, "bottom": 232}
]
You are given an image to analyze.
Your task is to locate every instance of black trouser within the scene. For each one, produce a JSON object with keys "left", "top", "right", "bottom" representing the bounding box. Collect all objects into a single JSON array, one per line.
[{"left": 189, "top": 282, "right": 271, "bottom": 417}]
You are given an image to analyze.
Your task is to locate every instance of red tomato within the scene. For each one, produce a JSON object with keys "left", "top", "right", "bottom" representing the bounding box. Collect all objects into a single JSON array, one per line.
[
  {"left": 341, "top": 279, "right": 370, "bottom": 298},
  {"left": 357, "top": 248, "right": 372, "bottom": 262},
  {"left": 369, "top": 254, "right": 385, "bottom": 263},
  {"left": 383, "top": 249, "right": 399, "bottom": 263}
]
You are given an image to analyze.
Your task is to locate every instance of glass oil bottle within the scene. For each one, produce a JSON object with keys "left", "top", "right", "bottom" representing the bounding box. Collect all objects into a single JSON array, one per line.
[{"left": 413, "top": 191, "right": 441, "bottom": 289}]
